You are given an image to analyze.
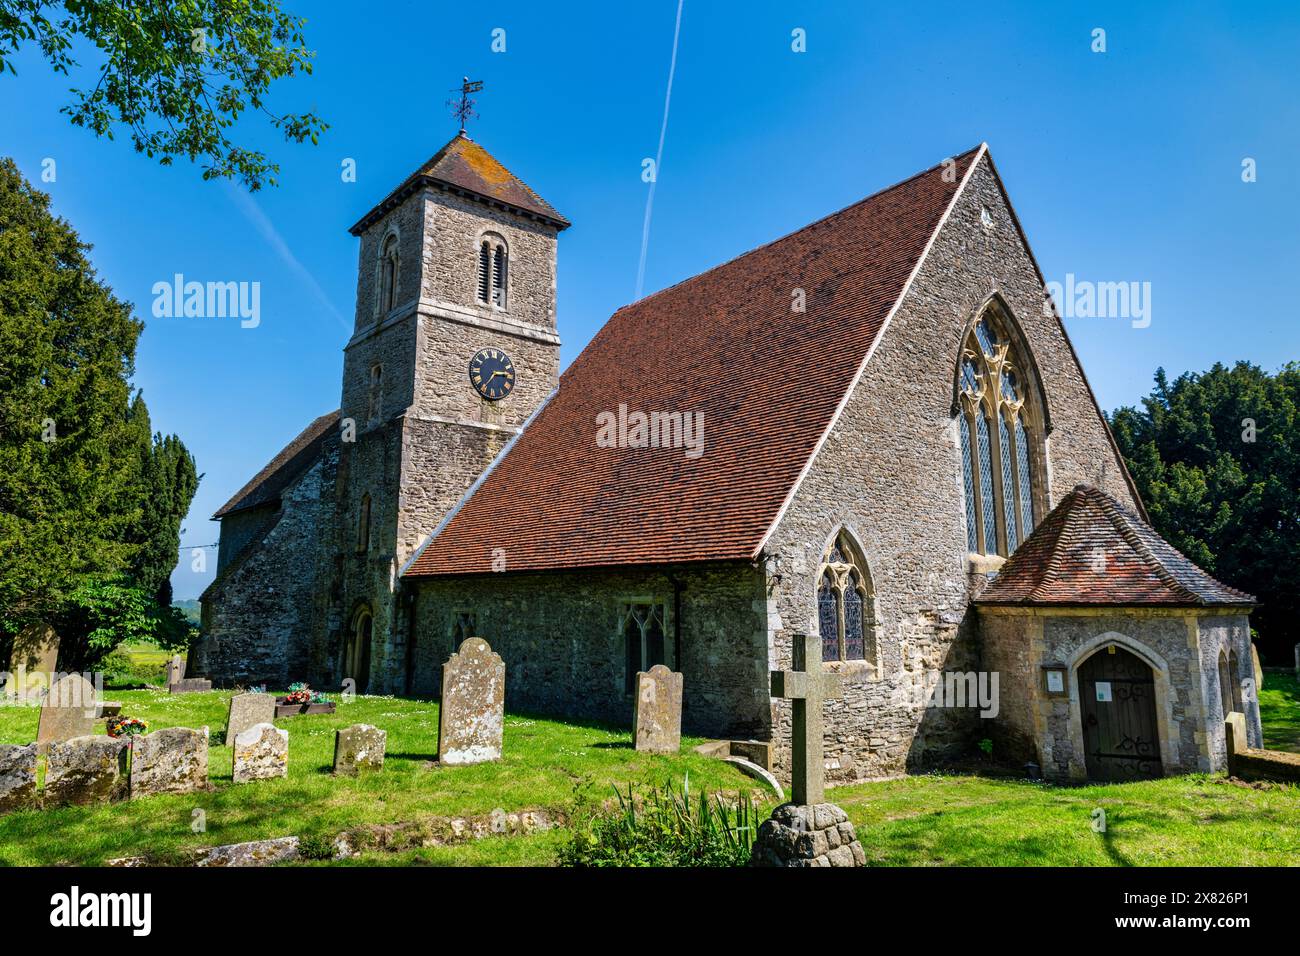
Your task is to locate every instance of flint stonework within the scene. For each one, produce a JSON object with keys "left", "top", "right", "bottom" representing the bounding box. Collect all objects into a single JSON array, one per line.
[
  {"left": 45, "top": 736, "right": 129, "bottom": 806},
  {"left": 226, "top": 692, "right": 277, "bottom": 744},
  {"left": 333, "top": 724, "right": 387, "bottom": 776},
  {"left": 130, "top": 727, "right": 210, "bottom": 797},
  {"left": 232, "top": 723, "right": 289, "bottom": 782},
  {"left": 438, "top": 638, "right": 505, "bottom": 765},
  {"left": 633, "top": 665, "right": 683, "bottom": 753},
  {"left": 0, "top": 744, "right": 38, "bottom": 813},
  {"left": 750, "top": 803, "right": 867, "bottom": 868}
]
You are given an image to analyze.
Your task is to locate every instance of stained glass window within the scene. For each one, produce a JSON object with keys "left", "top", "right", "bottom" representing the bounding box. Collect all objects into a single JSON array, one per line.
[
  {"left": 844, "top": 573, "right": 865, "bottom": 660},
  {"left": 960, "top": 415, "right": 977, "bottom": 552},
  {"left": 818, "top": 533, "right": 876, "bottom": 667},
  {"left": 957, "top": 305, "right": 1041, "bottom": 556},
  {"left": 976, "top": 412, "right": 997, "bottom": 552},
  {"left": 818, "top": 574, "right": 839, "bottom": 662},
  {"left": 1015, "top": 415, "right": 1034, "bottom": 534}
]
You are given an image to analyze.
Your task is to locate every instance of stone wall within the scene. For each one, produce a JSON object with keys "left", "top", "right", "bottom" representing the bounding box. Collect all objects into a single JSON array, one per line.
[
  {"left": 1196, "top": 614, "right": 1262, "bottom": 760},
  {"left": 410, "top": 562, "right": 769, "bottom": 739},
  {"left": 762, "top": 153, "right": 1141, "bottom": 783},
  {"left": 197, "top": 459, "right": 326, "bottom": 686}
]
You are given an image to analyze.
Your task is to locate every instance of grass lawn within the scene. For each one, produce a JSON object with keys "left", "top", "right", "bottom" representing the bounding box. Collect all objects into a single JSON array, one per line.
[
  {"left": 1259, "top": 669, "right": 1300, "bottom": 753},
  {"left": 834, "top": 773, "right": 1300, "bottom": 866},
  {"left": 0, "top": 689, "right": 756, "bottom": 866},
  {"left": 3, "top": 667, "right": 1297, "bottom": 866}
]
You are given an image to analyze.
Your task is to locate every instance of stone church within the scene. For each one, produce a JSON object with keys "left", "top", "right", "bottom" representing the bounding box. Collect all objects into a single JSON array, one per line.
[{"left": 197, "top": 132, "right": 1262, "bottom": 783}]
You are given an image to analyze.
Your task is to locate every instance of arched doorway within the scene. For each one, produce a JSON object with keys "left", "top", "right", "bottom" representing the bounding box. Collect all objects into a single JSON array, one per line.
[
  {"left": 1078, "top": 645, "right": 1162, "bottom": 781},
  {"left": 344, "top": 607, "right": 373, "bottom": 694}
]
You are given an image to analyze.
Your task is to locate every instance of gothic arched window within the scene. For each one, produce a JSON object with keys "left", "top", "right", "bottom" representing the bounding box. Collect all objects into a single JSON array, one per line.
[
  {"left": 379, "top": 234, "right": 399, "bottom": 316},
  {"left": 477, "top": 235, "right": 507, "bottom": 308},
  {"left": 817, "top": 531, "right": 877, "bottom": 668},
  {"left": 622, "top": 601, "right": 672, "bottom": 693},
  {"left": 957, "top": 304, "right": 1043, "bottom": 556}
]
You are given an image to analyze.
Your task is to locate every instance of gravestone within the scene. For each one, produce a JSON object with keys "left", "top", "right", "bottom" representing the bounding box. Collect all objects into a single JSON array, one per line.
[
  {"left": 167, "top": 654, "right": 211, "bottom": 694},
  {"left": 130, "top": 727, "right": 210, "bottom": 797},
  {"left": 45, "top": 735, "right": 130, "bottom": 806},
  {"left": 633, "top": 664, "right": 683, "bottom": 753},
  {"left": 232, "top": 723, "right": 288, "bottom": 783},
  {"left": 333, "top": 724, "right": 387, "bottom": 776},
  {"left": 438, "top": 637, "right": 505, "bottom": 765},
  {"left": 750, "top": 632, "right": 866, "bottom": 868},
  {"left": 36, "top": 673, "right": 99, "bottom": 754},
  {"left": 0, "top": 744, "right": 38, "bottom": 813},
  {"left": 226, "top": 693, "right": 276, "bottom": 744},
  {"left": 1, "top": 623, "right": 60, "bottom": 702}
]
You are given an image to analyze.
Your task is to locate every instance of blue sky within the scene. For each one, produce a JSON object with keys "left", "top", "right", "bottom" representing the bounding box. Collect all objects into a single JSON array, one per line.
[{"left": 2, "top": 1, "right": 1297, "bottom": 599}]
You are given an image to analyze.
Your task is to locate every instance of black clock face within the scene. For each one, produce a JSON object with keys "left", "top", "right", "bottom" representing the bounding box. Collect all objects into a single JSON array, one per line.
[{"left": 469, "top": 347, "right": 516, "bottom": 401}]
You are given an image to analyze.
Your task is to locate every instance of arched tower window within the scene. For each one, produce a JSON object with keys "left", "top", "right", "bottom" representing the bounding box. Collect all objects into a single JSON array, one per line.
[
  {"left": 477, "top": 235, "right": 507, "bottom": 308},
  {"left": 379, "top": 234, "right": 399, "bottom": 316},
  {"left": 817, "top": 530, "right": 878, "bottom": 668},
  {"left": 956, "top": 302, "right": 1044, "bottom": 557}
]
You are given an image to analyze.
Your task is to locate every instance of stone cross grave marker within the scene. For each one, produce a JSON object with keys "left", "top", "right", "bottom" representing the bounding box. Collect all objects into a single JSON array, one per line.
[
  {"left": 771, "top": 632, "right": 842, "bottom": 805},
  {"left": 633, "top": 664, "right": 683, "bottom": 753},
  {"left": 438, "top": 637, "right": 505, "bottom": 765},
  {"left": 226, "top": 692, "right": 276, "bottom": 744},
  {"left": 36, "top": 673, "right": 100, "bottom": 754}
]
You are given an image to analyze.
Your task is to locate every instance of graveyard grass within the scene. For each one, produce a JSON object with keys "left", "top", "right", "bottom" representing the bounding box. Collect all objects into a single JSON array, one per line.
[{"left": 0, "top": 669, "right": 1297, "bottom": 866}]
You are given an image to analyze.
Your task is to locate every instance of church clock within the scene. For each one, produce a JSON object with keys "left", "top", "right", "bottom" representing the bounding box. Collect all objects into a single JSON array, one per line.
[{"left": 469, "top": 347, "right": 516, "bottom": 401}]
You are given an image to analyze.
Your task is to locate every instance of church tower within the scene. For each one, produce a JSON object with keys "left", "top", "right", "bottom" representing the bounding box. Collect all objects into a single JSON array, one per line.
[{"left": 329, "top": 131, "right": 569, "bottom": 693}]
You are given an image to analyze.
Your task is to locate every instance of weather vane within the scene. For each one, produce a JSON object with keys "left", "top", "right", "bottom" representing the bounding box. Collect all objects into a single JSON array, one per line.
[{"left": 448, "top": 76, "right": 484, "bottom": 133}]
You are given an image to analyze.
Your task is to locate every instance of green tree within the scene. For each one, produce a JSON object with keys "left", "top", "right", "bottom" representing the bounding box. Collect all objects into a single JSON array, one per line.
[
  {"left": 0, "top": 158, "right": 198, "bottom": 669},
  {"left": 0, "top": 0, "right": 325, "bottom": 189},
  {"left": 1110, "top": 363, "right": 1300, "bottom": 661}
]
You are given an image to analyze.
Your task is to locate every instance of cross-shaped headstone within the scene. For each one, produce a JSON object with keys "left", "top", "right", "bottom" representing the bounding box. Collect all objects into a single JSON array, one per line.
[{"left": 771, "top": 632, "right": 843, "bottom": 805}]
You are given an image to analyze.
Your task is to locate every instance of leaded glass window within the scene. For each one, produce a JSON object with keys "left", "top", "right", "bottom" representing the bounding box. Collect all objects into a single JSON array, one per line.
[
  {"left": 999, "top": 415, "right": 1018, "bottom": 552},
  {"left": 817, "top": 531, "right": 876, "bottom": 669},
  {"left": 622, "top": 602, "right": 672, "bottom": 693},
  {"left": 957, "top": 303, "right": 1043, "bottom": 556},
  {"left": 976, "top": 412, "right": 997, "bottom": 551},
  {"left": 960, "top": 416, "right": 977, "bottom": 552}
]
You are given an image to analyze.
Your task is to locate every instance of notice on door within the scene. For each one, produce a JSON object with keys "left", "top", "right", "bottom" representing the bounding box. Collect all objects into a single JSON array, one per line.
[{"left": 1095, "top": 681, "right": 1113, "bottom": 702}]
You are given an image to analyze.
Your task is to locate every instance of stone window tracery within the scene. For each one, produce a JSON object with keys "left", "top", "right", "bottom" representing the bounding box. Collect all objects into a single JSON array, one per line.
[
  {"left": 379, "top": 234, "right": 399, "bottom": 316},
  {"left": 622, "top": 601, "right": 673, "bottom": 693},
  {"left": 818, "top": 531, "right": 877, "bottom": 670},
  {"left": 957, "top": 305, "right": 1043, "bottom": 557}
]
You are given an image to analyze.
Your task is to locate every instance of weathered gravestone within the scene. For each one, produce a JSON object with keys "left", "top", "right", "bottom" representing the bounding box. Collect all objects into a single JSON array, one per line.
[
  {"left": 226, "top": 692, "right": 276, "bottom": 744},
  {"left": 333, "top": 724, "right": 387, "bottom": 776},
  {"left": 36, "top": 673, "right": 99, "bottom": 754},
  {"left": 1, "top": 623, "right": 60, "bottom": 702},
  {"left": 232, "top": 723, "right": 288, "bottom": 783},
  {"left": 438, "top": 637, "right": 505, "bottom": 765},
  {"left": 749, "top": 632, "right": 866, "bottom": 868},
  {"left": 166, "top": 655, "right": 185, "bottom": 686},
  {"left": 45, "top": 735, "right": 130, "bottom": 806},
  {"left": 633, "top": 664, "right": 683, "bottom": 753},
  {"left": 130, "top": 727, "right": 210, "bottom": 797},
  {"left": 0, "top": 744, "right": 38, "bottom": 813},
  {"left": 167, "top": 654, "right": 212, "bottom": 694}
]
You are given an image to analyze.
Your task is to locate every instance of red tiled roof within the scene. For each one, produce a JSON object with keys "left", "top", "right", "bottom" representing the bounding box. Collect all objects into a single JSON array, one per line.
[
  {"left": 975, "top": 484, "right": 1255, "bottom": 607},
  {"left": 349, "top": 133, "right": 569, "bottom": 235},
  {"left": 212, "top": 410, "right": 339, "bottom": 519},
  {"left": 405, "top": 147, "right": 983, "bottom": 577}
]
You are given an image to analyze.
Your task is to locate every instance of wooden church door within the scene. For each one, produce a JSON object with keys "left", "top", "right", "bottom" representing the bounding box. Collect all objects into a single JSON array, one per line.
[{"left": 1078, "top": 645, "right": 1162, "bottom": 781}]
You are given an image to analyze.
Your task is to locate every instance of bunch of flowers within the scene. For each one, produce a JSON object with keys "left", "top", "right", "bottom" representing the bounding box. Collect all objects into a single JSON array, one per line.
[
  {"left": 283, "top": 682, "right": 313, "bottom": 705},
  {"left": 107, "top": 716, "right": 149, "bottom": 738}
]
